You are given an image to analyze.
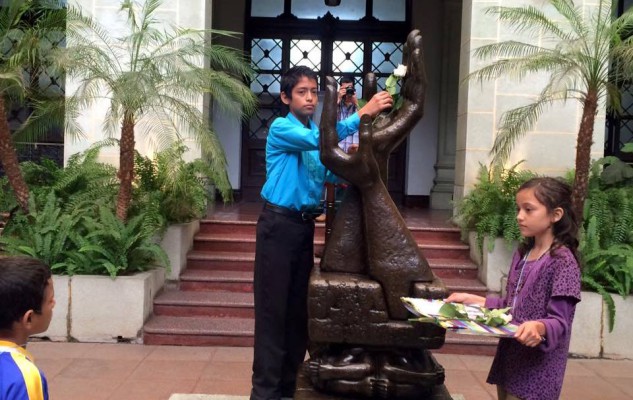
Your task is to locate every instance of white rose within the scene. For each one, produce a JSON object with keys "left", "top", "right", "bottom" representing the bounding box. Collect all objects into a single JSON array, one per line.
[{"left": 393, "top": 64, "right": 407, "bottom": 78}]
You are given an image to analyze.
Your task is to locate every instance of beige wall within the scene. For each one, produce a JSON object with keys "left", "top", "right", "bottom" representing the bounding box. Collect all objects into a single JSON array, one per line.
[
  {"left": 454, "top": 0, "right": 606, "bottom": 203},
  {"left": 64, "top": 0, "right": 210, "bottom": 165}
]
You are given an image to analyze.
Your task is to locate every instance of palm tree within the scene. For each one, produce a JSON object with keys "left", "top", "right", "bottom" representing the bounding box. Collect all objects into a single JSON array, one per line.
[
  {"left": 468, "top": 0, "right": 633, "bottom": 222},
  {"left": 0, "top": 0, "right": 66, "bottom": 212},
  {"left": 59, "top": 0, "right": 257, "bottom": 221}
]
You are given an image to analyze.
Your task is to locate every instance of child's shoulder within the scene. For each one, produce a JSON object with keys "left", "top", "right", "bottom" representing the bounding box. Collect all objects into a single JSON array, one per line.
[{"left": 551, "top": 245, "right": 575, "bottom": 259}]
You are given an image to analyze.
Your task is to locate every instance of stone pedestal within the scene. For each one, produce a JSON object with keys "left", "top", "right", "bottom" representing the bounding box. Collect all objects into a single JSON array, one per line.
[{"left": 295, "top": 367, "right": 455, "bottom": 400}]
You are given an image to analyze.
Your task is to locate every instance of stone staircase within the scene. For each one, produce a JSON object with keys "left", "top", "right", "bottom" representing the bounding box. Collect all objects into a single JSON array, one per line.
[{"left": 143, "top": 213, "right": 498, "bottom": 355}]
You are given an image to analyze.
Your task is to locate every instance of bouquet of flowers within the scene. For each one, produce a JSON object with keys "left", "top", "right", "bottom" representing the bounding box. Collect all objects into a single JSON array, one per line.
[{"left": 401, "top": 297, "right": 517, "bottom": 337}]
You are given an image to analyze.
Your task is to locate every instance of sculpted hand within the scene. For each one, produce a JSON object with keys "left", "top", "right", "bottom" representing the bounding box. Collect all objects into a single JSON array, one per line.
[
  {"left": 515, "top": 321, "right": 546, "bottom": 347},
  {"left": 320, "top": 77, "right": 380, "bottom": 189}
]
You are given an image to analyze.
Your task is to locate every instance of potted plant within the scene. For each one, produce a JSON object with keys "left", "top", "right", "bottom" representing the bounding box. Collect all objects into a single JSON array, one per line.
[
  {"left": 134, "top": 142, "right": 218, "bottom": 279},
  {"left": 570, "top": 146, "right": 633, "bottom": 358}
]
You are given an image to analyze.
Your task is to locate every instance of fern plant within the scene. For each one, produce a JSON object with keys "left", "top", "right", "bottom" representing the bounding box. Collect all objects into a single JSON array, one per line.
[
  {"left": 578, "top": 146, "right": 633, "bottom": 331},
  {"left": 77, "top": 203, "right": 169, "bottom": 277},
  {"left": 0, "top": 191, "right": 83, "bottom": 274},
  {"left": 454, "top": 162, "right": 537, "bottom": 255},
  {"left": 133, "top": 141, "right": 216, "bottom": 225}
]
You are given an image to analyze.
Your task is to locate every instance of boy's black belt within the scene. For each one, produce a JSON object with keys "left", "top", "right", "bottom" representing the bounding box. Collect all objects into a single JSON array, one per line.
[{"left": 264, "top": 202, "right": 316, "bottom": 221}]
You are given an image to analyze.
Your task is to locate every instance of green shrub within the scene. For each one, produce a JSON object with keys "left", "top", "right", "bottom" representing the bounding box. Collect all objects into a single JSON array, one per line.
[
  {"left": 75, "top": 203, "right": 169, "bottom": 277},
  {"left": 0, "top": 191, "right": 84, "bottom": 274},
  {"left": 578, "top": 147, "right": 633, "bottom": 331},
  {"left": 0, "top": 191, "right": 168, "bottom": 277},
  {"left": 133, "top": 142, "right": 217, "bottom": 225},
  {"left": 453, "top": 162, "right": 537, "bottom": 255}
]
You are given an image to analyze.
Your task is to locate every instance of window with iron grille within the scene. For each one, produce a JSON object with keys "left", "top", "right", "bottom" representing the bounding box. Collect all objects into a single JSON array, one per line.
[{"left": 606, "top": 0, "right": 633, "bottom": 162}]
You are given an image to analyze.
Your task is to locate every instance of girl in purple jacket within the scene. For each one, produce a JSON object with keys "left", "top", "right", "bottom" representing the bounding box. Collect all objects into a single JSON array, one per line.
[{"left": 447, "top": 177, "right": 581, "bottom": 400}]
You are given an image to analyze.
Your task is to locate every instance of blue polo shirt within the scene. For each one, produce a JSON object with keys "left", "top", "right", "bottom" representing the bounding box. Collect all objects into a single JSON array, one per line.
[
  {"left": 0, "top": 341, "right": 49, "bottom": 400},
  {"left": 261, "top": 112, "right": 360, "bottom": 211}
]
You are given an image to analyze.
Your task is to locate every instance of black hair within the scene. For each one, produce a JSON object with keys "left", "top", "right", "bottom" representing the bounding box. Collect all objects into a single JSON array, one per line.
[
  {"left": 0, "top": 257, "right": 52, "bottom": 330},
  {"left": 339, "top": 75, "right": 354, "bottom": 85},
  {"left": 280, "top": 65, "right": 318, "bottom": 99},
  {"left": 517, "top": 177, "right": 579, "bottom": 260}
]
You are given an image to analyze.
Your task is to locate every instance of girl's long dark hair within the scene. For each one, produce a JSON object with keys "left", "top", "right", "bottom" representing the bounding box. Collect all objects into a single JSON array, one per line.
[{"left": 517, "top": 177, "right": 579, "bottom": 260}]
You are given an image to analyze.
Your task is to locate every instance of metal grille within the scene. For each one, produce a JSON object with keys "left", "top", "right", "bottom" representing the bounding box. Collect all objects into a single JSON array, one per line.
[
  {"left": 332, "top": 41, "right": 364, "bottom": 74},
  {"left": 371, "top": 41, "right": 403, "bottom": 74},
  {"left": 372, "top": 41, "right": 403, "bottom": 92},
  {"left": 290, "top": 39, "right": 322, "bottom": 70},
  {"left": 605, "top": 0, "right": 633, "bottom": 161},
  {"left": 249, "top": 39, "right": 284, "bottom": 140}
]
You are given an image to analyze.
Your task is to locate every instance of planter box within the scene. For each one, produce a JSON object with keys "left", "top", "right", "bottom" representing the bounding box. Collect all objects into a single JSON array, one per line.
[
  {"left": 45, "top": 275, "right": 70, "bottom": 341},
  {"left": 569, "top": 291, "right": 603, "bottom": 357},
  {"left": 160, "top": 220, "right": 199, "bottom": 280},
  {"left": 602, "top": 294, "right": 633, "bottom": 359},
  {"left": 570, "top": 291, "right": 633, "bottom": 359},
  {"left": 468, "top": 232, "right": 517, "bottom": 293},
  {"left": 38, "top": 268, "right": 165, "bottom": 343}
]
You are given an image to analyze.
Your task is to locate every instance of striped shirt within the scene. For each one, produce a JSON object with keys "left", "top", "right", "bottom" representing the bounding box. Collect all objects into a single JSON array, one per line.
[
  {"left": 0, "top": 341, "right": 48, "bottom": 400},
  {"left": 338, "top": 102, "right": 358, "bottom": 153}
]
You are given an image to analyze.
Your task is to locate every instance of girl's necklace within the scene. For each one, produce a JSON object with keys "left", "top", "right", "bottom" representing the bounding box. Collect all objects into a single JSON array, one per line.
[{"left": 511, "top": 246, "right": 550, "bottom": 310}]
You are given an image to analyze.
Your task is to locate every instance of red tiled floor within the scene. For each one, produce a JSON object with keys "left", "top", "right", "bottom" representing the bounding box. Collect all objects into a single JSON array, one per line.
[
  {"left": 193, "top": 379, "right": 252, "bottom": 396},
  {"left": 108, "top": 378, "right": 198, "bottom": 400},
  {"left": 28, "top": 341, "right": 633, "bottom": 400}
]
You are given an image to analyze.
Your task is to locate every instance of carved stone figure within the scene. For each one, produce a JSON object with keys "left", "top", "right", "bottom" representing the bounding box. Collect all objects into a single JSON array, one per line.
[{"left": 295, "top": 30, "right": 453, "bottom": 399}]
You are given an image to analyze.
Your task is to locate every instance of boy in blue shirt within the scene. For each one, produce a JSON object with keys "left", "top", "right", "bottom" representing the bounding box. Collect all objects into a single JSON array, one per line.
[
  {"left": 0, "top": 257, "right": 55, "bottom": 400},
  {"left": 250, "top": 65, "right": 392, "bottom": 400}
]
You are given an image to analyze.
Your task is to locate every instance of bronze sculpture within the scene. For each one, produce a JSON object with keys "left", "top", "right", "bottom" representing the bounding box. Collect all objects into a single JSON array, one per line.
[{"left": 295, "top": 30, "right": 454, "bottom": 399}]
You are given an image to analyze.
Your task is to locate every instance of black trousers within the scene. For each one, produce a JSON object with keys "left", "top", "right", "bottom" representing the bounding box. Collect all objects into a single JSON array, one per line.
[{"left": 250, "top": 207, "right": 315, "bottom": 400}]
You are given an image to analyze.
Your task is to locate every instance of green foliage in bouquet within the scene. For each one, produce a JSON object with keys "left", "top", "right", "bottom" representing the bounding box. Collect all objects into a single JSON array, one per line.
[
  {"left": 438, "top": 302, "right": 512, "bottom": 328},
  {"left": 454, "top": 161, "right": 537, "bottom": 255}
]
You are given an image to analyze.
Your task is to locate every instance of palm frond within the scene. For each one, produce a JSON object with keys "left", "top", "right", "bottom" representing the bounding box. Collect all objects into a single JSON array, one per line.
[
  {"left": 550, "top": 0, "right": 589, "bottom": 40},
  {"left": 491, "top": 89, "right": 566, "bottom": 165},
  {"left": 468, "top": 50, "right": 576, "bottom": 84},
  {"left": 487, "top": 5, "right": 574, "bottom": 41}
]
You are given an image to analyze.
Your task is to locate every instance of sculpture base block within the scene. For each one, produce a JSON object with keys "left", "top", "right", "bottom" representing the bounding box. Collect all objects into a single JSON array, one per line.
[{"left": 295, "top": 367, "right": 454, "bottom": 400}]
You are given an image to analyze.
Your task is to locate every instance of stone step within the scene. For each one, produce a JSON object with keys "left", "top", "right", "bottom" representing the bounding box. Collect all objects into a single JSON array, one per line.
[
  {"left": 153, "top": 290, "right": 254, "bottom": 318},
  {"left": 143, "top": 315, "right": 254, "bottom": 347},
  {"left": 143, "top": 315, "right": 498, "bottom": 355},
  {"left": 199, "top": 219, "right": 462, "bottom": 242},
  {"left": 180, "top": 269, "right": 255, "bottom": 292},
  {"left": 179, "top": 265, "right": 480, "bottom": 293},
  {"left": 186, "top": 252, "right": 477, "bottom": 279},
  {"left": 192, "top": 234, "right": 470, "bottom": 259}
]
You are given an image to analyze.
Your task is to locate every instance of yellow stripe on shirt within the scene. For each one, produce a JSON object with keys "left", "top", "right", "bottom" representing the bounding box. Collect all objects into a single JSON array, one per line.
[{"left": 10, "top": 351, "right": 45, "bottom": 400}]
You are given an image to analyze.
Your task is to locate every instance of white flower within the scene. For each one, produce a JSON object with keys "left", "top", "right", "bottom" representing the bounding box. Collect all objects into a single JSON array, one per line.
[{"left": 393, "top": 64, "right": 407, "bottom": 78}]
